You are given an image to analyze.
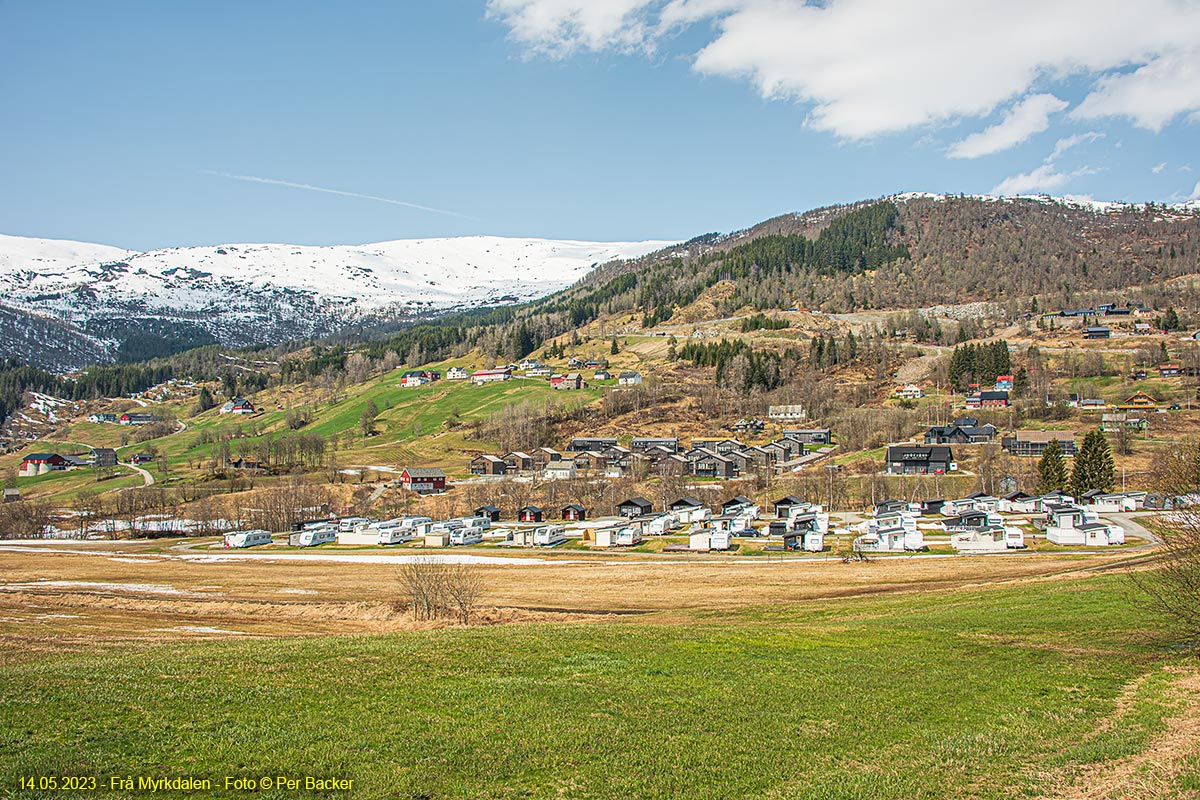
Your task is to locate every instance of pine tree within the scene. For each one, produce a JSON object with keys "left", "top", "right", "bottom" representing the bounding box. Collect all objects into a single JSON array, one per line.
[
  {"left": 1013, "top": 367, "right": 1029, "bottom": 397},
  {"left": 1070, "top": 429, "right": 1116, "bottom": 497},
  {"left": 666, "top": 336, "right": 677, "bottom": 361},
  {"left": 1037, "top": 439, "right": 1069, "bottom": 494},
  {"left": 610, "top": 337, "right": 620, "bottom": 355},
  {"left": 1163, "top": 307, "right": 1180, "bottom": 332}
]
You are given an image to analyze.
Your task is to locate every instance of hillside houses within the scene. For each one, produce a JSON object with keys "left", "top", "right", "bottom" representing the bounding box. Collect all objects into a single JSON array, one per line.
[
  {"left": 471, "top": 368, "right": 512, "bottom": 385},
  {"left": 119, "top": 412, "right": 160, "bottom": 426}
]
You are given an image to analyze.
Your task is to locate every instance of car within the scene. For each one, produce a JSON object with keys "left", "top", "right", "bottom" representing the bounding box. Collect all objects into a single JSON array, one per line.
[{"left": 1170, "top": 403, "right": 1183, "bottom": 410}]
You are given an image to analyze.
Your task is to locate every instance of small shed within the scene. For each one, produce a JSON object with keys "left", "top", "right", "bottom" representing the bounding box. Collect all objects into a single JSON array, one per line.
[
  {"left": 474, "top": 505, "right": 502, "bottom": 522},
  {"left": 562, "top": 504, "right": 587, "bottom": 521},
  {"left": 618, "top": 497, "right": 654, "bottom": 517},
  {"left": 518, "top": 505, "right": 543, "bottom": 523}
]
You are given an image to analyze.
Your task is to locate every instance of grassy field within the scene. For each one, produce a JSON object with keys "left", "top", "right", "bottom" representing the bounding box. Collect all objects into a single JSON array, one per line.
[{"left": 1, "top": 549, "right": 1198, "bottom": 799}]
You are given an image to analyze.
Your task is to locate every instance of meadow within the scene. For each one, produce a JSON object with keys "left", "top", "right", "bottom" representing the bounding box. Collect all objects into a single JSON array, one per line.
[{"left": 2, "top": 565, "right": 1197, "bottom": 800}]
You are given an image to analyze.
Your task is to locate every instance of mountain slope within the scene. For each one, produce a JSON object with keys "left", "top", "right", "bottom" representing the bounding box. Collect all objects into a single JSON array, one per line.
[{"left": 0, "top": 234, "right": 672, "bottom": 369}]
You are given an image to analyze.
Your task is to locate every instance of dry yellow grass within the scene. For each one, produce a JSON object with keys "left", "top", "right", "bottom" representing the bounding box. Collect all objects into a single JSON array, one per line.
[{"left": 0, "top": 541, "right": 1143, "bottom": 652}]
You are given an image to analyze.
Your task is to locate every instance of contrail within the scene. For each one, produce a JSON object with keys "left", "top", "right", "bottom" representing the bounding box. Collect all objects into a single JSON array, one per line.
[{"left": 205, "top": 170, "right": 473, "bottom": 219}]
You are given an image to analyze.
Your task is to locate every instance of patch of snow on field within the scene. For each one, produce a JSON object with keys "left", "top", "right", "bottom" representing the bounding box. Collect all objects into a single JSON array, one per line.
[{"left": 0, "top": 580, "right": 195, "bottom": 595}]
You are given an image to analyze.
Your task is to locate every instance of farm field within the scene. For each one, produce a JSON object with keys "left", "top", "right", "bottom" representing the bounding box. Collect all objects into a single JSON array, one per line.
[{"left": 1, "top": 543, "right": 1198, "bottom": 799}]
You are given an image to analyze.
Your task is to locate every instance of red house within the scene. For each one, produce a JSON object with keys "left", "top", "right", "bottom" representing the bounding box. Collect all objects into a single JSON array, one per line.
[
  {"left": 400, "top": 467, "right": 446, "bottom": 495},
  {"left": 562, "top": 504, "right": 587, "bottom": 521}
]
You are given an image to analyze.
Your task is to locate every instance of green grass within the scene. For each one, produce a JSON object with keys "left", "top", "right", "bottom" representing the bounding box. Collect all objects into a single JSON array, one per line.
[{"left": 0, "top": 574, "right": 1185, "bottom": 800}]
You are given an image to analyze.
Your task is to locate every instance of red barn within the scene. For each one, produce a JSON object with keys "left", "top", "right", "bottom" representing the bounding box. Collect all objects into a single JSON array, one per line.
[{"left": 400, "top": 467, "right": 446, "bottom": 495}]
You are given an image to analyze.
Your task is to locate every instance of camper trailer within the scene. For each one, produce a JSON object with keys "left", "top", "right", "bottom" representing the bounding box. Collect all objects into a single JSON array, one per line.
[
  {"left": 338, "top": 517, "right": 371, "bottom": 532},
  {"left": 595, "top": 526, "right": 643, "bottom": 547},
  {"left": 449, "top": 527, "right": 484, "bottom": 546},
  {"left": 289, "top": 526, "right": 336, "bottom": 547},
  {"left": 533, "top": 525, "right": 567, "bottom": 546},
  {"left": 224, "top": 529, "right": 273, "bottom": 548}
]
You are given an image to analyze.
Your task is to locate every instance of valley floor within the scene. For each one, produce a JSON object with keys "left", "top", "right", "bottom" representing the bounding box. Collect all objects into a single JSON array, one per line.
[{"left": 1, "top": 544, "right": 1198, "bottom": 799}]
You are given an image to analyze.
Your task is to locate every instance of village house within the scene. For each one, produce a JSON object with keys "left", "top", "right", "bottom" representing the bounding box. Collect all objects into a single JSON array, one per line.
[
  {"left": 86, "top": 412, "right": 117, "bottom": 424},
  {"left": 894, "top": 384, "right": 924, "bottom": 400},
  {"left": 1159, "top": 364, "right": 1182, "bottom": 378},
  {"left": 518, "top": 358, "right": 541, "bottom": 371},
  {"left": 1084, "top": 325, "right": 1111, "bottom": 339},
  {"left": 688, "top": 448, "right": 737, "bottom": 479},
  {"left": 572, "top": 451, "right": 605, "bottom": 472},
  {"left": 219, "top": 398, "right": 256, "bottom": 414},
  {"left": 630, "top": 437, "right": 678, "bottom": 453},
  {"left": 1001, "top": 431, "right": 1078, "bottom": 457},
  {"left": 545, "top": 461, "right": 577, "bottom": 480},
  {"left": 885, "top": 445, "right": 955, "bottom": 475},
  {"left": 531, "top": 447, "right": 563, "bottom": 469},
  {"left": 550, "top": 372, "right": 583, "bottom": 390},
  {"left": 617, "top": 371, "right": 643, "bottom": 386},
  {"left": 562, "top": 504, "right": 587, "bottom": 521},
  {"left": 1134, "top": 322, "right": 1154, "bottom": 335},
  {"left": 965, "top": 390, "right": 1009, "bottom": 409},
  {"left": 1101, "top": 413, "right": 1148, "bottom": 433},
  {"left": 782, "top": 428, "right": 832, "bottom": 445},
  {"left": 669, "top": 497, "right": 709, "bottom": 524},
  {"left": 924, "top": 422, "right": 998, "bottom": 445},
  {"left": 994, "top": 375, "right": 1014, "bottom": 391},
  {"left": 446, "top": 366, "right": 469, "bottom": 381},
  {"left": 503, "top": 451, "right": 534, "bottom": 474},
  {"left": 471, "top": 368, "right": 512, "bottom": 385},
  {"left": 1117, "top": 391, "right": 1158, "bottom": 410},
  {"left": 89, "top": 447, "right": 117, "bottom": 467},
  {"left": 570, "top": 437, "right": 618, "bottom": 451},
  {"left": 722, "top": 496, "right": 755, "bottom": 515},
  {"left": 593, "top": 370, "right": 611, "bottom": 380},
  {"left": 469, "top": 454, "right": 506, "bottom": 476},
  {"left": 400, "top": 467, "right": 446, "bottom": 495},
  {"left": 130, "top": 453, "right": 154, "bottom": 465},
  {"left": 772, "top": 495, "right": 805, "bottom": 517}
]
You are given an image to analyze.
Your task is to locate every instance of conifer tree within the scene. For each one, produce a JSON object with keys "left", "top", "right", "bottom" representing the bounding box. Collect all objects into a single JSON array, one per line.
[
  {"left": 1036, "top": 439, "right": 1069, "bottom": 494},
  {"left": 1070, "top": 429, "right": 1116, "bottom": 497},
  {"left": 1162, "top": 307, "right": 1180, "bottom": 332}
]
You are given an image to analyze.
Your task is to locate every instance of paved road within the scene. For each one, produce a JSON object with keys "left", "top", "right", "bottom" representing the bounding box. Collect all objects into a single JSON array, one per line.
[
  {"left": 121, "top": 462, "right": 155, "bottom": 487},
  {"left": 1103, "top": 511, "right": 1162, "bottom": 546}
]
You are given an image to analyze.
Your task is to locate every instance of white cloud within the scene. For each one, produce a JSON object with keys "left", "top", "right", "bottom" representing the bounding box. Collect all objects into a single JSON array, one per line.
[
  {"left": 488, "top": 0, "right": 1200, "bottom": 140},
  {"left": 485, "top": 0, "right": 659, "bottom": 57},
  {"left": 947, "top": 94, "right": 1067, "bottom": 159},
  {"left": 1073, "top": 51, "right": 1200, "bottom": 131},
  {"left": 1153, "top": 161, "right": 1168, "bottom": 174},
  {"left": 991, "top": 164, "right": 1095, "bottom": 196},
  {"left": 1191, "top": 181, "right": 1200, "bottom": 201},
  {"left": 1046, "top": 132, "right": 1104, "bottom": 163}
]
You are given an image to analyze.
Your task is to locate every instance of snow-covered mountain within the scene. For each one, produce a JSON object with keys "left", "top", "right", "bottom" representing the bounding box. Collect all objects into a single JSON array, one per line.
[{"left": 0, "top": 233, "right": 673, "bottom": 369}]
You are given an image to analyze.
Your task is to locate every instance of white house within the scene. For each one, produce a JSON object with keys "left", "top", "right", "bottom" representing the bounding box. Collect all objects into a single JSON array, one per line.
[
  {"left": 1045, "top": 506, "right": 1126, "bottom": 545},
  {"left": 471, "top": 368, "right": 512, "bottom": 385},
  {"left": 618, "top": 371, "right": 643, "bottom": 386},
  {"left": 951, "top": 526, "right": 1025, "bottom": 552},
  {"left": 545, "top": 462, "right": 577, "bottom": 481},
  {"left": 402, "top": 374, "right": 428, "bottom": 388},
  {"left": 446, "top": 366, "right": 469, "bottom": 381},
  {"left": 895, "top": 384, "right": 924, "bottom": 400}
]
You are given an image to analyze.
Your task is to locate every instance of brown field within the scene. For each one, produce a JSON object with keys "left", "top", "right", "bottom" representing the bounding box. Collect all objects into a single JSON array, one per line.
[{"left": 0, "top": 539, "right": 1148, "bottom": 656}]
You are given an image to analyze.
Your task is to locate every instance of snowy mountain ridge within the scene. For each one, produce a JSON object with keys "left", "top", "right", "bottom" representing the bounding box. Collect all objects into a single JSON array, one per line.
[{"left": 0, "top": 233, "right": 673, "bottom": 369}]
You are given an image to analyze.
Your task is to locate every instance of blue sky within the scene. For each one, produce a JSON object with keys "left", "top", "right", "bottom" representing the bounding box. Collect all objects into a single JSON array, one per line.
[{"left": 2, "top": 0, "right": 1199, "bottom": 250}]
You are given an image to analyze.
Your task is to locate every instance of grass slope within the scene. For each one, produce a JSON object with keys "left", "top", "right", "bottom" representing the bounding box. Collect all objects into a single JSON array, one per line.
[{"left": 1, "top": 574, "right": 1192, "bottom": 799}]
